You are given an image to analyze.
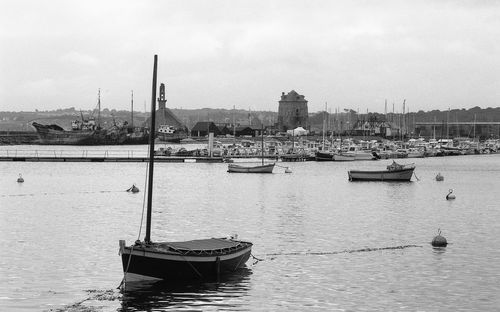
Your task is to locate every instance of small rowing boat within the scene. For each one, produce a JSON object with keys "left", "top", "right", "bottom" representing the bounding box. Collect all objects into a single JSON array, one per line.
[
  {"left": 348, "top": 161, "right": 415, "bottom": 181},
  {"left": 227, "top": 163, "right": 275, "bottom": 173}
]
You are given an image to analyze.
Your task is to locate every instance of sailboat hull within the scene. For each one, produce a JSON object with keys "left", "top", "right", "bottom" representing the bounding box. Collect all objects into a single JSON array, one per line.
[
  {"left": 315, "top": 151, "right": 335, "bottom": 161},
  {"left": 120, "top": 239, "right": 252, "bottom": 282},
  {"left": 333, "top": 153, "right": 355, "bottom": 161}
]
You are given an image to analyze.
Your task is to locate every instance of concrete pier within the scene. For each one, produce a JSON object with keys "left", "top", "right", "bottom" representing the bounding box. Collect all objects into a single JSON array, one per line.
[{"left": 0, "top": 156, "right": 224, "bottom": 163}]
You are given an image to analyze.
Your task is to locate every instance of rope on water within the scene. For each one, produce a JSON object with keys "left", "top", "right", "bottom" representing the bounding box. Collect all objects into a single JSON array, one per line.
[
  {"left": 119, "top": 157, "right": 150, "bottom": 290},
  {"left": 251, "top": 244, "right": 422, "bottom": 264},
  {"left": 274, "top": 164, "right": 290, "bottom": 169},
  {"left": 413, "top": 172, "right": 420, "bottom": 181},
  {"left": 251, "top": 253, "right": 264, "bottom": 262},
  {"left": 0, "top": 190, "right": 126, "bottom": 198},
  {"left": 50, "top": 289, "right": 121, "bottom": 312}
]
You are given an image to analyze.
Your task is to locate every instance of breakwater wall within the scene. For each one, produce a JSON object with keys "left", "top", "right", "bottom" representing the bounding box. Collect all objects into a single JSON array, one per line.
[{"left": 0, "top": 131, "right": 38, "bottom": 144}]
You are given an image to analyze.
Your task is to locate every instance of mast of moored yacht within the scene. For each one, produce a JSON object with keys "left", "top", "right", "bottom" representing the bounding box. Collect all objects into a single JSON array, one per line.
[
  {"left": 131, "top": 90, "right": 134, "bottom": 129},
  {"left": 97, "top": 89, "right": 101, "bottom": 130},
  {"left": 321, "top": 103, "right": 326, "bottom": 151},
  {"left": 261, "top": 123, "right": 264, "bottom": 165},
  {"left": 145, "top": 55, "right": 158, "bottom": 244},
  {"left": 233, "top": 105, "right": 236, "bottom": 145},
  {"left": 473, "top": 114, "right": 476, "bottom": 142}
]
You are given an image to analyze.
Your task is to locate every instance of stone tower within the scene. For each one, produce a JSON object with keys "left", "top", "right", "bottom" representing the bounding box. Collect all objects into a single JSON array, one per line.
[{"left": 277, "top": 90, "right": 309, "bottom": 131}]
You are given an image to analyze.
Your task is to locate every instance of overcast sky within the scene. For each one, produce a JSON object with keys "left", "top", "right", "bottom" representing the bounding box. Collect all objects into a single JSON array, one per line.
[{"left": 1, "top": 0, "right": 499, "bottom": 113}]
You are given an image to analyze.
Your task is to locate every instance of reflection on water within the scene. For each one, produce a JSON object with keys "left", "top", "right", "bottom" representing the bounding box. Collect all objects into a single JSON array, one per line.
[
  {"left": 119, "top": 268, "right": 252, "bottom": 311},
  {"left": 432, "top": 246, "right": 447, "bottom": 255}
]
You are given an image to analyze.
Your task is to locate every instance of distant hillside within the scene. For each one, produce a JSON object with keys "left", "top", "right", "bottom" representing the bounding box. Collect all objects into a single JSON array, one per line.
[{"left": 1, "top": 106, "right": 499, "bottom": 132}]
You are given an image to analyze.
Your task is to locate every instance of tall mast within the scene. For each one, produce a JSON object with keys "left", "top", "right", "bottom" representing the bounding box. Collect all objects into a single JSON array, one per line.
[
  {"left": 402, "top": 99, "right": 406, "bottom": 139},
  {"left": 322, "top": 103, "right": 326, "bottom": 151},
  {"left": 131, "top": 90, "right": 134, "bottom": 129},
  {"left": 261, "top": 123, "right": 264, "bottom": 165},
  {"left": 233, "top": 105, "right": 236, "bottom": 144},
  {"left": 392, "top": 102, "right": 394, "bottom": 122},
  {"left": 473, "top": 114, "right": 476, "bottom": 141},
  {"left": 97, "top": 88, "right": 101, "bottom": 129},
  {"left": 384, "top": 99, "right": 387, "bottom": 120},
  {"left": 145, "top": 55, "right": 158, "bottom": 244},
  {"left": 329, "top": 107, "right": 333, "bottom": 147},
  {"left": 433, "top": 116, "right": 436, "bottom": 140}
]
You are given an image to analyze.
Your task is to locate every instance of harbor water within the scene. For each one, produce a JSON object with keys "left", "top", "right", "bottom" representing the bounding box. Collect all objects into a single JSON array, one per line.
[{"left": 1, "top": 145, "right": 500, "bottom": 311}]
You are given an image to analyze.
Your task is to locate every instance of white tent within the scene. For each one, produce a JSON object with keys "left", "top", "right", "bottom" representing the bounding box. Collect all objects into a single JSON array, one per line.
[{"left": 287, "top": 126, "right": 308, "bottom": 136}]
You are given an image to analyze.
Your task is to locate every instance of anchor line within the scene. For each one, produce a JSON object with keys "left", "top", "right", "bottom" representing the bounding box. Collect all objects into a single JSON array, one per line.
[
  {"left": 413, "top": 172, "right": 420, "bottom": 181},
  {"left": 251, "top": 244, "right": 422, "bottom": 262},
  {"left": 119, "top": 158, "right": 150, "bottom": 290},
  {"left": 0, "top": 190, "right": 125, "bottom": 197}
]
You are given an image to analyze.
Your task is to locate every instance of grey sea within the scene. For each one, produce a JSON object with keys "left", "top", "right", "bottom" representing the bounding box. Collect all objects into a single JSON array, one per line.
[{"left": 1, "top": 145, "right": 500, "bottom": 311}]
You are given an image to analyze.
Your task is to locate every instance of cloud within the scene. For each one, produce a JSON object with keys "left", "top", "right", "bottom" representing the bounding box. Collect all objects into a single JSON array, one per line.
[
  {"left": 1, "top": 0, "right": 500, "bottom": 112},
  {"left": 61, "top": 52, "right": 99, "bottom": 67}
]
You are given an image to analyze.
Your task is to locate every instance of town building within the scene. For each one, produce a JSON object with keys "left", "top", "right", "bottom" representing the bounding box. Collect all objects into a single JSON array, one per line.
[
  {"left": 277, "top": 90, "right": 309, "bottom": 132},
  {"left": 191, "top": 121, "right": 221, "bottom": 137}
]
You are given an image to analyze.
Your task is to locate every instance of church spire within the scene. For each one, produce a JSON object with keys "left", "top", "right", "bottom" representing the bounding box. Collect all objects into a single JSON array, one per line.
[{"left": 158, "top": 83, "right": 166, "bottom": 110}]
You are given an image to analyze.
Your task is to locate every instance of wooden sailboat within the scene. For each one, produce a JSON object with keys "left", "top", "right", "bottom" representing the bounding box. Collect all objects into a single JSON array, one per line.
[
  {"left": 227, "top": 124, "right": 275, "bottom": 173},
  {"left": 348, "top": 161, "right": 415, "bottom": 181},
  {"left": 119, "top": 55, "right": 253, "bottom": 283}
]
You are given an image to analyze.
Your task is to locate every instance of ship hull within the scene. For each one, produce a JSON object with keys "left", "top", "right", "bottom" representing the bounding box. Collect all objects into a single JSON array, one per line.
[
  {"left": 32, "top": 122, "right": 127, "bottom": 145},
  {"left": 315, "top": 151, "right": 335, "bottom": 161},
  {"left": 157, "top": 132, "right": 188, "bottom": 143}
]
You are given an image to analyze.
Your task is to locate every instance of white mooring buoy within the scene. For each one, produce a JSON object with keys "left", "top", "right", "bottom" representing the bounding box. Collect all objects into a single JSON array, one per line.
[
  {"left": 17, "top": 174, "right": 24, "bottom": 183},
  {"left": 431, "top": 229, "right": 448, "bottom": 247},
  {"left": 446, "top": 189, "right": 456, "bottom": 200}
]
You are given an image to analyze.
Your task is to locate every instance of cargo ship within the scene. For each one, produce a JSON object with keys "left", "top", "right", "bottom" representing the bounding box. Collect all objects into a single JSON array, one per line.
[
  {"left": 31, "top": 120, "right": 128, "bottom": 145},
  {"left": 31, "top": 89, "right": 128, "bottom": 145}
]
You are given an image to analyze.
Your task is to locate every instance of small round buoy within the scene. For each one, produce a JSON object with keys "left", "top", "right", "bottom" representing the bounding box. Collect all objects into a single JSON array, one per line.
[
  {"left": 435, "top": 173, "right": 444, "bottom": 181},
  {"left": 17, "top": 174, "right": 24, "bottom": 183},
  {"left": 446, "top": 189, "right": 456, "bottom": 200},
  {"left": 285, "top": 167, "right": 292, "bottom": 173},
  {"left": 431, "top": 229, "right": 448, "bottom": 247}
]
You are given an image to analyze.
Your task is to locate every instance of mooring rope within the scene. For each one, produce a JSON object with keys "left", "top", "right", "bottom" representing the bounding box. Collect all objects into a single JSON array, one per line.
[
  {"left": 119, "top": 159, "right": 150, "bottom": 290},
  {"left": 51, "top": 289, "right": 121, "bottom": 311},
  {"left": 251, "top": 244, "right": 422, "bottom": 264},
  {"left": 0, "top": 190, "right": 125, "bottom": 198},
  {"left": 274, "top": 164, "right": 290, "bottom": 169},
  {"left": 274, "top": 163, "right": 290, "bottom": 169},
  {"left": 413, "top": 172, "right": 420, "bottom": 181}
]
